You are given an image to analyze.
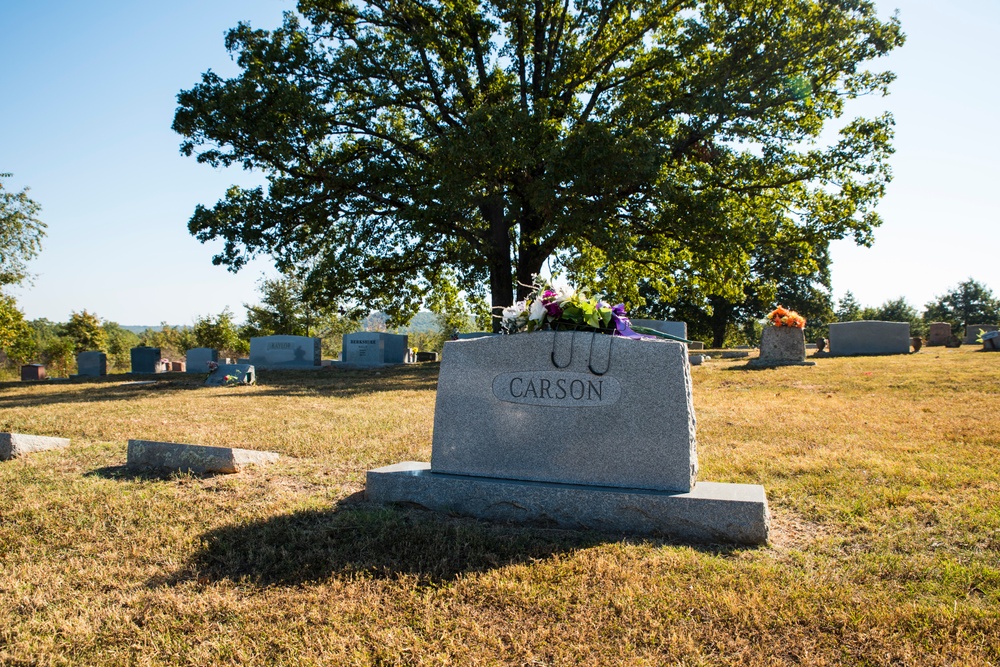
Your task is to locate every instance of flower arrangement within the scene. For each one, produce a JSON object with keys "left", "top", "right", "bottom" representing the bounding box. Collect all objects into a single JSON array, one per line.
[
  {"left": 767, "top": 305, "right": 806, "bottom": 329},
  {"left": 500, "top": 276, "right": 651, "bottom": 339}
]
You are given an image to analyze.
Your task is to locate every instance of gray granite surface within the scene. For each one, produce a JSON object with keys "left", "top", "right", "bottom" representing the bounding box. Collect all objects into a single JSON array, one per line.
[
  {"left": 77, "top": 351, "right": 107, "bottom": 376},
  {"left": 749, "top": 327, "right": 815, "bottom": 367},
  {"left": 828, "top": 321, "right": 910, "bottom": 356},
  {"left": 126, "top": 439, "right": 278, "bottom": 474},
  {"left": 249, "top": 336, "right": 321, "bottom": 369},
  {"left": 205, "top": 364, "right": 255, "bottom": 386},
  {"left": 431, "top": 332, "right": 697, "bottom": 492},
  {"left": 630, "top": 319, "right": 688, "bottom": 340},
  {"left": 342, "top": 332, "right": 409, "bottom": 366},
  {"left": 185, "top": 347, "right": 220, "bottom": 373},
  {"left": 367, "top": 462, "right": 769, "bottom": 545},
  {"left": 1, "top": 433, "right": 71, "bottom": 460}
]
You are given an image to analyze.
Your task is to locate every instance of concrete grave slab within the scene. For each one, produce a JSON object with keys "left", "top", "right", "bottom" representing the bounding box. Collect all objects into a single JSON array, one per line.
[
  {"left": 366, "top": 331, "right": 770, "bottom": 544},
  {"left": 749, "top": 327, "right": 815, "bottom": 367},
  {"left": 127, "top": 439, "right": 278, "bottom": 474},
  {"left": 249, "top": 336, "right": 321, "bottom": 370},
  {"left": 1, "top": 433, "right": 71, "bottom": 461},
  {"left": 342, "top": 332, "right": 409, "bottom": 366},
  {"left": 368, "top": 462, "right": 769, "bottom": 544},
  {"left": 828, "top": 321, "right": 910, "bottom": 356},
  {"left": 205, "top": 364, "right": 255, "bottom": 386},
  {"left": 130, "top": 347, "right": 161, "bottom": 374},
  {"left": 927, "top": 322, "right": 952, "bottom": 346},
  {"left": 186, "top": 348, "right": 219, "bottom": 373},
  {"left": 630, "top": 319, "right": 688, "bottom": 341},
  {"left": 77, "top": 351, "right": 107, "bottom": 377},
  {"left": 965, "top": 324, "right": 999, "bottom": 345}
]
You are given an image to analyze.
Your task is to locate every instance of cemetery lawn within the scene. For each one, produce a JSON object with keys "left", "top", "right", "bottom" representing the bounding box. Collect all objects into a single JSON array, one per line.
[{"left": 1, "top": 349, "right": 998, "bottom": 666}]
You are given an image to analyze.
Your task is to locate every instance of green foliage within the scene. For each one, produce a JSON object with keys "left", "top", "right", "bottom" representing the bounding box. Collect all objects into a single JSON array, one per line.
[
  {"left": 923, "top": 279, "right": 1000, "bottom": 332},
  {"left": 0, "top": 294, "right": 35, "bottom": 364},
  {"left": 835, "top": 291, "right": 864, "bottom": 322},
  {"left": 425, "top": 270, "right": 487, "bottom": 346},
  {"left": 102, "top": 322, "right": 140, "bottom": 371},
  {"left": 175, "top": 0, "right": 903, "bottom": 324},
  {"left": 63, "top": 310, "right": 107, "bottom": 354},
  {"left": 193, "top": 308, "right": 249, "bottom": 357},
  {"left": 139, "top": 324, "right": 195, "bottom": 361},
  {"left": 243, "top": 275, "right": 316, "bottom": 338},
  {"left": 0, "top": 174, "right": 46, "bottom": 287},
  {"left": 858, "top": 296, "right": 923, "bottom": 336},
  {"left": 42, "top": 335, "right": 76, "bottom": 377}
]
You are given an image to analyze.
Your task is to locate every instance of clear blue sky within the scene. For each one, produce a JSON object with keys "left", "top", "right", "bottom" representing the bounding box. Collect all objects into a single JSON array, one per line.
[{"left": 2, "top": 0, "right": 998, "bottom": 326}]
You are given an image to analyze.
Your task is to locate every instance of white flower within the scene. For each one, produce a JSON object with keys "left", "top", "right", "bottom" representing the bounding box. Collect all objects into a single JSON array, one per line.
[{"left": 528, "top": 298, "right": 548, "bottom": 323}]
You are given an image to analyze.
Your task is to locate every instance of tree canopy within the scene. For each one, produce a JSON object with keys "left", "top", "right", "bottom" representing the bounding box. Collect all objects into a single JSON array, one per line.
[
  {"left": 923, "top": 279, "right": 1000, "bottom": 331},
  {"left": 175, "top": 0, "right": 903, "bottom": 327},
  {"left": 0, "top": 174, "right": 46, "bottom": 289}
]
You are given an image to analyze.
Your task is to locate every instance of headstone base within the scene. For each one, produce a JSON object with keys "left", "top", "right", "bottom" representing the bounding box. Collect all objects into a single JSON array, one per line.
[
  {"left": 747, "top": 359, "right": 816, "bottom": 368},
  {"left": 127, "top": 440, "right": 278, "bottom": 474},
  {"left": 366, "top": 461, "right": 769, "bottom": 545}
]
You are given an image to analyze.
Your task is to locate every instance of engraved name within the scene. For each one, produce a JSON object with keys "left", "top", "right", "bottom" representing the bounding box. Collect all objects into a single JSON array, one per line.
[
  {"left": 267, "top": 342, "right": 292, "bottom": 350},
  {"left": 492, "top": 371, "right": 621, "bottom": 407}
]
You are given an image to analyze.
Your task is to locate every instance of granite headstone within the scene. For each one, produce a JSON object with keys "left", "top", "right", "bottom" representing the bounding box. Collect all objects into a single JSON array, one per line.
[
  {"left": 186, "top": 347, "right": 220, "bottom": 373},
  {"left": 629, "top": 319, "right": 688, "bottom": 341},
  {"left": 828, "top": 321, "right": 910, "bottom": 356},
  {"left": 965, "top": 324, "right": 999, "bottom": 345},
  {"left": 342, "top": 332, "right": 409, "bottom": 366},
  {"left": 76, "top": 351, "right": 107, "bottom": 377},
  {"left": 927, "top": 322, "right": 952, "bottom": 346},
  {"left": 249, "top": 336, "right": 321, "bottom": 370},
  {"left": 130, "top": 347, "right": 161, "bottom": 374},
  {"left": 749, "top": 326, "right": 814, "bottom": 367}
]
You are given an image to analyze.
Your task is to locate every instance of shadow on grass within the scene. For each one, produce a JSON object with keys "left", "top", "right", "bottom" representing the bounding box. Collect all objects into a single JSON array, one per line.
[
  {"left": 158, "top": 495, "right": 742, "bottom": 588},
  {"left": 0, "top": 364, "right": 441, "bottom": 408},
  {"left": 85, "top": 465, "right": 226, "bottom": 482}
]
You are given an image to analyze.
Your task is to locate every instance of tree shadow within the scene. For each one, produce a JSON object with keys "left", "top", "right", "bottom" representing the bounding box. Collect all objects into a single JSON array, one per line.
[
  {"left": 154, "top": 495, "right": 749, "bottom": 588},
  {"left": 84, "top": 465, "right": 227, "bottom": 482},
  {"left": 0, "top": 365, "right": 441, "bottom": 408}
]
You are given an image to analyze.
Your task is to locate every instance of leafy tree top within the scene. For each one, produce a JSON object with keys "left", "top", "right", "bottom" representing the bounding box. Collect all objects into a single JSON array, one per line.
[
  {"left": 0, "top": 174, "right": 46, "bottom": 289},
  {"left": 175, "top": 0, "right": 904, "bottom": 326}
]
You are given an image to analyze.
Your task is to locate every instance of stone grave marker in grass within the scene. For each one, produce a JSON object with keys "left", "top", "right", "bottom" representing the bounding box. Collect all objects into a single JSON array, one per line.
[
  {"left": 249, "top": 335, "right": 321, "bottom": 370},
  {"left": 76, "top": 351, "right": 107, "bottom": 377},
  {"left": 964, "top": 324, "right": 999, "bottom": 345},
  {"left": 828, "top": 321, "right": 911, "bottom": 356},
  {"left": 342, "top": 332, "right": 409, "bottom": 366},
  {"left": 185, "top": 347, "right": 219, "bottom": 373},
  {"left": 749, "top": 326, "right": 816, "bottom": 368},
  {"left": 1, "top": 433, "right": 71, "bottom": 461},
  {"left": 205, "top": 363, "right": 255, "bottom": 386},
  {"left": 130, "top": 346, "right": 161, "bottom": 374},
  {"left": 367, "top": 331, "right": 769, "bottom": 544},
  {"left": 927, "top": 322, "right": 952, "bottom": 346},
  {"left": 126, "top": 440, "right": 278, "bottom": 474}
]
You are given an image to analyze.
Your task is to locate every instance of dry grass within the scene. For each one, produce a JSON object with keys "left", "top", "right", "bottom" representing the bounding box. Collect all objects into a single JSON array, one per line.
[{"left": 0, "top": 349, "right": 998, "bottom": 666}]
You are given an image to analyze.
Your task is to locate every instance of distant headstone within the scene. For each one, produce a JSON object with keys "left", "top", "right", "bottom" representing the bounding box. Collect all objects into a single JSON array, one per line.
[
  {"left": 805, "top": 343, "right": 817, "bottom": 350},
  {"left": 415, "top": 351, "right": 438, "bottom": 362},
  {"left": 367, "top": 332, "right": 769, "bottom": 544},
  {"left": 688, "top": 341, "right": 705, "bottom": 350},
  {"left": 342, "top": 332, "right": 409, "bottom": 366},
  {"left": 828, "top": 321, "right": 910, "bottom": 356},
  {"left": 20, "top": 364, "right": 46, "bottom": 381},
  {"left": 126, "top": 439, "right": 278, "bottom": 474},
  {"left": 249, "top": 336, "right": 321, "bottom": 370},
  {"left": 130, "top": 347, "right": 161, "bottom": 374},
  {"left": 721, "top": 350, "right": 749, "bottom": 359},
  {"left": 205, "top": 364, "right": 255, "bottom": 386},
  {"left": 629, "top": 319, "right": 688, "bottom": 341},
  {"left": 945, "top": 335, "right": 962, "bottom": 348},
  {"left": 77, "top": 351, "right": 107, "bottom": 377},
  {"left": 965, "top": 324, "right": 999, "bottom": 345},
  {"left": 927, "top": 322, "right": 952, "bottom": 346},
  {"left": 186, "top": 348, "right": 220, "bottom": 373},
  {"left": 982, "top": 330, "right": 1000, "bottom": 351},
  {"left": 171, "top": 361, "right": 186, "bottom": 372},
  {"left": 749, "top": 327, "right": 815, "bottom": 367},
  {"left": 689, "top": 354, "right": 705, "bottom": 366},
  {"left": 1, "top": 432, "right": 70, "bottom": 461}
]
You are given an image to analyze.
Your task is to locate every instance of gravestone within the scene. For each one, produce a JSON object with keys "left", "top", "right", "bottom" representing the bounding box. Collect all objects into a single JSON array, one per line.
[
  {"left": 455, "top": 332, "right": 495, "bottom": 340},
  {"left": 367, "top": 332, "right": 769, "bottom": 544},
  {"left": 186, "top": 347, "right": 220, "bottom": 373},
  {"left": 630, "top": 319, "right": 688, "bottom": 341},
  {"left": 688, "top": 341, "right": 705, "bottom": 350},
  {"left": 130, "top": 347, "right": 161, "bottom": 374},
  {"left": 205, "top": 364, "right": 255, "bottom": 386},
  {"left": 749, "top": 326, "right": 815, "bottom": 367},
  {"left": 76, "top": 351, "right": 107, "bottom": 377},
  {"left": 828, "top": 321, "right": 910, "bottom": 356},
  {"left": 1, "top": 433, "right": 70, "bottom": 460},
  {"left": 945, "top": 335, "right": 962, "bottom": 348},
  {"left": 721, "top": 350, "right": 749, "bottom": 359},
  {"left": 965, "top": 324, "right": 999, "bottom": 345},
  {"left": 127, "top": 439, "right": 278, "bottom": 474},
  {"left": 171, "top": 361, "right": 186, "bottom": 372},
  {"left": 21, "top": 364, "right": 46, "bottom": 381},
  {"left": 415, "top": 351, "right": 438, "bottom": 362},
  {"left": 249, "top": 336, "right": 321, "bottom": 370},
  {"left": 927, "top": 322, "right": 952, "bottom": 346},
  {"left": 342, "top": 332, "right": 409, "bottom": 366},
  {"left": 982, "top": 330, "right": 1000, "bottom": 351}
]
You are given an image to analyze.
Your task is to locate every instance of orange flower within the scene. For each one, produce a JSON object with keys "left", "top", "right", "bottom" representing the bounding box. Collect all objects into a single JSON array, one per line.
[{"left": 768, "top": 305, "right": 806, "bottom": 328}]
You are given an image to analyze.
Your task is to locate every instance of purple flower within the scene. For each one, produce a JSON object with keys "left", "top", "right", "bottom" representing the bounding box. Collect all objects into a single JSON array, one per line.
[
  {"left": 545, "top": 302, "right": 563, "bottom": 318},
  {"left": 610, "top": 303, "right": 646, "bottom": 339}
]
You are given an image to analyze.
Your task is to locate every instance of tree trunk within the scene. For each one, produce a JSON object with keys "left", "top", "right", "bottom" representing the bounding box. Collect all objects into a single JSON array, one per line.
[
  {"left": 709, "top": 297, "right": 733, "bottom": 348},
  {"left": 481, "top": 195, "right": 513, "bottom": 332}
]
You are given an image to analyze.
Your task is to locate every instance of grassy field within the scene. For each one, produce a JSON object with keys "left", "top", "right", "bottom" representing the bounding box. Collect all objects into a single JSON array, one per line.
[{"left": 0, "top": 347, "right": 998, "bottom": 666}]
